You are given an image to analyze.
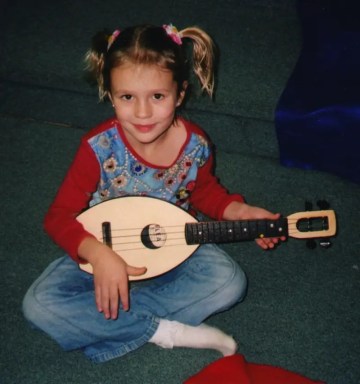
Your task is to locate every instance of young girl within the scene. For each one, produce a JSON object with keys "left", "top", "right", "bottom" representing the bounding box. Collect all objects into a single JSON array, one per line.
[{"left": 23, "top": 23, "right": 284, "bottom": 363}]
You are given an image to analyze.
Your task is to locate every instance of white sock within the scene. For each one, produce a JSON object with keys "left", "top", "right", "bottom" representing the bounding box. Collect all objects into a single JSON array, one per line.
[{"left": 149, "top": 319, "right": 237, "bottom": 356}]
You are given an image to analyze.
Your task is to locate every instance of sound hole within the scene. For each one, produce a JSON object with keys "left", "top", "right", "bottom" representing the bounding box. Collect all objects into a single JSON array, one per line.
[{"left": 141, "top": 224, "right": 167, "bottom": 249}]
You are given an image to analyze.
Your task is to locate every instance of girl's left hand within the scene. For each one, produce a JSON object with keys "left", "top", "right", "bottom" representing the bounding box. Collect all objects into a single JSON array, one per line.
[
  {"left": 254, "top": 212, "right": 286, "bottom": 250},
  {"left": 223, "top": 202, "right": 287, "bottom": 250}
]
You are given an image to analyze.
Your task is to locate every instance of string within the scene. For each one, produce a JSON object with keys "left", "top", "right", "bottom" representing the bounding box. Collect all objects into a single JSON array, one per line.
[
  {"left": 99, "top": 219, "right": 328, "bottom": 237},
  {"left": 105, "top": 217, "right": 326, "bottom": 234},
  {"left": 91, "top": 217, "right": 330, "bottom": 253}
]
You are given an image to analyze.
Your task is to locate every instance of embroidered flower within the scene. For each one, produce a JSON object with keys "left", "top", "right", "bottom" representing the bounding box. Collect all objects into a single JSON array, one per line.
[
  {"left": 177, "top": 172, "right": 187, "bottom": 183},
  {"left": 165, "top": 176, "right": 176, "bottom": 187},
  {"left": 98, "top": 135, "right": 111, "bottom": 148},
  {"left": 132, "top": 162, "right": 147, "bottom": 176},
  {"left": 198, "top": 135, "right": 207, "bottom": 146},
  {"left": 112, "top": 175, "right": 127, "bottom": 188},
  {"left": 154, "top": 171, "right": 165, "bottom": 180},
  {"left": 176, "top": 187, "right": 190, "bottom": 201},
  {"left": 100, "top": 189, "right": 110, "bottom": 199},
  {"left": 198, "top": 157, "right": 207, "bottom": 167},
  {"left": 163, "top": 24, "right": 182, "bottom": 45},
  {"left": 103, "top": 157, "right": 117, "bottom": 173}
]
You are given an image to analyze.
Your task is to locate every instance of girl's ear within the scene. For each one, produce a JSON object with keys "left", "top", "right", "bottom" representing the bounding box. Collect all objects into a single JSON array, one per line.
[{"left": 177, "top": 81, "right": 188, "bottom": 106}]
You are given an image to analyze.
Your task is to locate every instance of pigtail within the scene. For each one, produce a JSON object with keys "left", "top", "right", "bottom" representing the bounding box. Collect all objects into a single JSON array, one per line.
[
  {"left": 180, "top": 27, "right": 215, "bottom": 97},
  {"left": 84, "top": 30, "right": 111, "bottom": 101}
]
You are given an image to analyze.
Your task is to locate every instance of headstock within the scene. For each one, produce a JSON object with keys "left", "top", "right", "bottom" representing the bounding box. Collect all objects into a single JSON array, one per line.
[{"left": 302, "top": 200, "right": 336, "bottom": 249}]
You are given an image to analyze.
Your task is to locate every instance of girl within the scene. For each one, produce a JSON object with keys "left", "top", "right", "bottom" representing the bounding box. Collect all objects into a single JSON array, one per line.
[{"left": 23, "top": 23, "right": 284, "bottom": 363}]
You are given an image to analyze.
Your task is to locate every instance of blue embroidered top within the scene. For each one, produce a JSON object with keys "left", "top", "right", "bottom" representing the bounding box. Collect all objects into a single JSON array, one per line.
[{"left": 87, "top": 123, "right": 210, "bottom": 210}]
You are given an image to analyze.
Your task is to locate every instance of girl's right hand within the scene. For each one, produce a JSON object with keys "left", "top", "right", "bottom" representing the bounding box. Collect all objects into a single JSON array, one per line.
[{"left": 78, "top": 237, "right": 147, "bottom": 320}]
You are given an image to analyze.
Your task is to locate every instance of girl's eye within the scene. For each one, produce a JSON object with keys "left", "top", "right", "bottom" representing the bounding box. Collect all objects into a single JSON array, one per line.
[
  {"left": 121, "top": 94, "right": 133, "bottom": 101},
  {"left": 153, "top": 93, "right": 164, "bottom": 100}
]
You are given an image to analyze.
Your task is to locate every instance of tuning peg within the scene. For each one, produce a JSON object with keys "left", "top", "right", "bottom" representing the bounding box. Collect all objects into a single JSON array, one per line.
[{"left": 317, "top": 200, "right": 330, "bottom": 210}]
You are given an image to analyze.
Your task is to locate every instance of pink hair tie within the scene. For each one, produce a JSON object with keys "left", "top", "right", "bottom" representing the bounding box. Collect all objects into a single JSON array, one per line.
[
  {"left": 163, "top": 23, "right": 182, "bottom": 45},
  {"left": 107, "top": 29, "right": 121, "bottom": 51}
]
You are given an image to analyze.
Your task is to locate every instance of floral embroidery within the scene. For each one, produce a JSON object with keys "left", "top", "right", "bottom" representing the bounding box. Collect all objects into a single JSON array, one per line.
[
  {"left": 99, "top": 135, "right": 111, "bottom": 148},
  {"left": 154, "top": 171, "right": 165, "bottom": 180},
  {"left": 165, "top": 175, "right": 176, "bottom": 187},
  {"left": 178, "top": 172, "right": 187, "bottom": 183},
  {"left": 103, "top": 157, "right": 117, "bottom": 172},
  {"left": 132, "top": 162, "right": 147, "bottom": 176},
  {"left": 112, "top": 175, "right": 127, "bottom": 188},
  {"left": 176, "top": 186, "right": 191, "bottom": 203},
  {"left": 100, "top": 189, "right": 110, "bottom": 199},
  {"left": 87, "top": 125, "right": 211, "bottom": 209}
]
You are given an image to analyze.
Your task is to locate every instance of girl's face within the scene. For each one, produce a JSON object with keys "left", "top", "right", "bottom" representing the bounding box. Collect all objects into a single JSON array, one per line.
[{"left": 109, "top": 63, "right": 186, "bottom": 148}]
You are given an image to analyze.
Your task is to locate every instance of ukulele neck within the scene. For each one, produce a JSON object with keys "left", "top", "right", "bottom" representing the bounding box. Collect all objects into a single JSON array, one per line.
[{"left": 185, "top": 218, "right": 288, "bottom": 245}]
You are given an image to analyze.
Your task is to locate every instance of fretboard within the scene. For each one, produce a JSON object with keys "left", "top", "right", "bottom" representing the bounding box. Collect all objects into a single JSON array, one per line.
[{"left": 185, "top": 218, "right": 288, "bottom": 245}]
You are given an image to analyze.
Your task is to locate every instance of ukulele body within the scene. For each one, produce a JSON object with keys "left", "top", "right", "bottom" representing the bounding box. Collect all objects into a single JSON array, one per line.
[{"left": 77, "top": 196, "right": 199, "bottom": 280}]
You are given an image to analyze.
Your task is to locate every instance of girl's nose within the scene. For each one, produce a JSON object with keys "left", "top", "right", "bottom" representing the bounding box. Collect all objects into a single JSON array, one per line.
[{"left": 135, "top": 99, "right": 152, "bottom": 118}]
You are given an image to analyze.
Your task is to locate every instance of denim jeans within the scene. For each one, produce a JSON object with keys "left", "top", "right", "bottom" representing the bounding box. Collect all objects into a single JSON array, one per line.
[{"left": 22, "top": 244, "right": 247, "bottom": 363}]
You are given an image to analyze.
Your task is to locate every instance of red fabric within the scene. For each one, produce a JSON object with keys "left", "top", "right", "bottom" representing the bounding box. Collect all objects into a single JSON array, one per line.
[
  {"left": 184, "top": 354, "right": 325, "bottom": 384},
  {"left": 44, "top": 117, "right": 244, "bottom": 262}
]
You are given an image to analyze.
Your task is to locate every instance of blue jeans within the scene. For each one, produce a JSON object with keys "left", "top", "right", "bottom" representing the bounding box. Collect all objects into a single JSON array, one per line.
[{"left": 22, "top": 244, "right": 247, "bottom": 363}]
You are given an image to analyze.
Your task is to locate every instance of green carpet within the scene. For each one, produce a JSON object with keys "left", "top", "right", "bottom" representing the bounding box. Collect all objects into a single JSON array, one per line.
[{"left": 1, "top": 0, "right": 359, "bottom": 383}]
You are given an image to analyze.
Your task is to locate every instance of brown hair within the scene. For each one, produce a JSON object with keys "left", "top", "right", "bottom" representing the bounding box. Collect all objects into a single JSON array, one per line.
[{"left": 84, "top": 24, "right": 215, "bottom": 101}]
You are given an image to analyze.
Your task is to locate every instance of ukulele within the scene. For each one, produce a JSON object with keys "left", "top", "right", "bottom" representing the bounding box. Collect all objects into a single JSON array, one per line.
[{"left": 77, "top": 196, "right": 336, "bottom": 280}]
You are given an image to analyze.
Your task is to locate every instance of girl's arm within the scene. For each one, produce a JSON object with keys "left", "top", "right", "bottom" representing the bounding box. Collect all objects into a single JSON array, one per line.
[
  {"left": 189, "top": 153, "right": 245, "bottom": 220},
  {"left": 43, "top": 139, "right": 100, "bottom": 261},
  {"left": 44, "top": 137, "right": 146, "bottom": 319},
  {"left": 190, "top": 154, "right": 285, "bottom": 249}
]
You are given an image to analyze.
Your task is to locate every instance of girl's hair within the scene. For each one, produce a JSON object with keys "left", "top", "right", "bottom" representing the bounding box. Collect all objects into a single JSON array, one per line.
[{"left": 84, "top": 24, "right": 215, "bottom": 101}]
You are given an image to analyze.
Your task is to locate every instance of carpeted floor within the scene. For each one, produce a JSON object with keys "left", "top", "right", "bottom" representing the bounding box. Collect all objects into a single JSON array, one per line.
[{"left": 1, "top": 1, "right": 359, "bottom": 383}]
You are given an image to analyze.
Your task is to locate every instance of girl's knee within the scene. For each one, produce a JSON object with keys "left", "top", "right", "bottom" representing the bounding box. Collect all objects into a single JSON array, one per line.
[
  {"left": 214, "top": 249, "right": 248, "bottom": 303},
  {"left": 229, "top": 264, "right": 248, "bottom": 303},
  {"left": 22, "top": 286, "right": 41, "bottom": 327},
  {"left": 22, "top": 278, "right": 54, "bottom": 329},
  {"left": 193, "top": 245, "right": 248, "bottom": 306}
]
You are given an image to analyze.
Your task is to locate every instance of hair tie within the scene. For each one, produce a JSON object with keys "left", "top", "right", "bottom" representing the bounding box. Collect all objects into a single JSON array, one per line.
[
  {"left": 163, "top": 23, "right": 182, "bottom": 45},
  {"left": 107, "top": 29, "right": 121, "bottom": 51}
]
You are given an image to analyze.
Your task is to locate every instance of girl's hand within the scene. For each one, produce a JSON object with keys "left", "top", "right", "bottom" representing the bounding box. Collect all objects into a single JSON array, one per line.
[
  {"left": 78, "top": 237, "right": 147, "bottom": 319},
  {"left": 223, "top": 202, "right": 287, "bottom": 250}
]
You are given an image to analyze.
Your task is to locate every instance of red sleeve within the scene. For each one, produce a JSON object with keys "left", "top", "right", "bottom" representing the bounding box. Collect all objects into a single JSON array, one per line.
[
  {"left": 43, "top": 137, "right": 100, "bottom": 262},
  {"left": 189, "top": 152, "right": 245, "bottom": 220}
]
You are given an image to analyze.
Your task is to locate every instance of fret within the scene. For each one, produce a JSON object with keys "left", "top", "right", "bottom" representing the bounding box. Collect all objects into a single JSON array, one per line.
[{"left": 185, "top": 218, "right": 288, "bottom": 245}]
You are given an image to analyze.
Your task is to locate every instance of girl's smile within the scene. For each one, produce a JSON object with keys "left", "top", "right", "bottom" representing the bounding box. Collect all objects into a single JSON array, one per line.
[{"left": 133, "top": 123, "right": 157, "bottom": 133}]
